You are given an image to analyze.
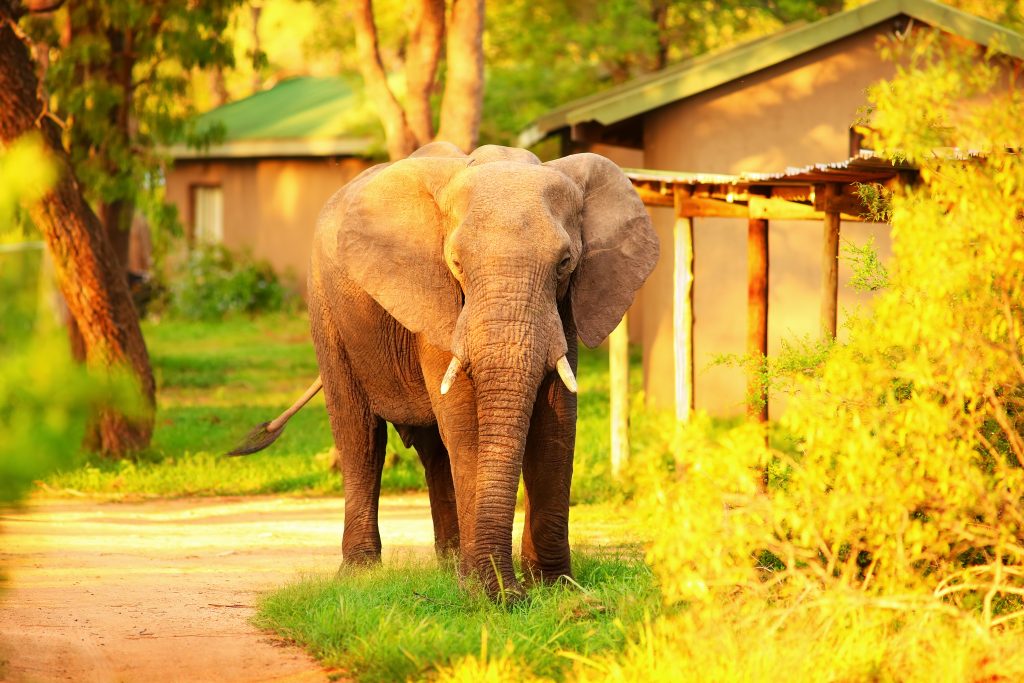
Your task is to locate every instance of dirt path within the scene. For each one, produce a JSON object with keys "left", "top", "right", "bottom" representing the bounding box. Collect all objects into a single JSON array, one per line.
[{"left": 0, "top": 495, "right": 439, "bottom": 683}]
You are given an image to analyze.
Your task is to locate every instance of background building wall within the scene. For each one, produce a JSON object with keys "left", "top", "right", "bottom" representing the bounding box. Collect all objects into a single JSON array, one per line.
[
  {"left": 636, "top": 26, "right": 898, "bottom": 416},
  {"left": 164, "top": 156, "right": 373, "bottom": 293}
]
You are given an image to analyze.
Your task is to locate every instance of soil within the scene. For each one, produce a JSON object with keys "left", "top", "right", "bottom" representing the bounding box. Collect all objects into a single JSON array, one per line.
[{"left": 0, "top": 495, "right": 440, "bottom": 683}]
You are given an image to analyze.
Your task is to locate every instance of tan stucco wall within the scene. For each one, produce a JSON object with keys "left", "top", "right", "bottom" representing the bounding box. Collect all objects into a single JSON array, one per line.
[
  {"left": 637, "top": 26, "right": 898, "bottom": 416},
  {"left": 164, "top": 157, "right": 373, "bottom": 293}
]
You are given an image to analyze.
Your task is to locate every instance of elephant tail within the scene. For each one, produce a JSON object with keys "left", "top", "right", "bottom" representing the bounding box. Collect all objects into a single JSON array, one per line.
[{"left": 226, "top": 376, "right": 323, "bottom": 456}]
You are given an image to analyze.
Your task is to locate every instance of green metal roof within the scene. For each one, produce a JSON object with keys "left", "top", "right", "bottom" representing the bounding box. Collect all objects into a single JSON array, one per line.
[
  {"left": 169, "top": 76, "right": 384, "bottom": 159},
  {"left": 518, "top": 0, "right": 1024, "bottom": 147}
]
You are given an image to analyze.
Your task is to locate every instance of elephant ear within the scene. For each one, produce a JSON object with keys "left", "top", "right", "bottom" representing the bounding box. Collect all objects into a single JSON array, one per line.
[
  {"left": 545, "top": 153, "right": 659, "bottom": 348},
  {"left": 336, "top": 156, "right": 469, "bottom": 351}
]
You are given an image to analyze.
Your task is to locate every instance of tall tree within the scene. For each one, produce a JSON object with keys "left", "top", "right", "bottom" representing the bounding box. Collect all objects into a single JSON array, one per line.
[
  {"left": 0, "top": 0, "right": 155, "bottom": 455},
  {"left": 313, "top": 0, "right": 845, "bottom": 153},
  {"left": 28, "top": 0, "right": 239, "bottom": 270},
  {"left": 352, "top": 0, "right": 484, "bottom": 159}
]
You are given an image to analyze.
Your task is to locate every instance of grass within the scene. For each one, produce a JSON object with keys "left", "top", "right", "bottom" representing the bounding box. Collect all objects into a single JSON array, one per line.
[
  {"left": 44, "top": 313, "right": 421, "bottom": 497},
  {"left": 255, "top": 550, "right": 659, "bottom": 683},
  {"left": 43, "top": 311, "right": 670, "bottom": 501}
]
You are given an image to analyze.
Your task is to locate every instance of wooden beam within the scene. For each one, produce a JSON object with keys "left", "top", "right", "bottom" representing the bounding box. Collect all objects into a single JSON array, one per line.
[
  {"left": 673, "top": 188, "right": 695, "bottom": 421},
  {"left": 771, "top": 186, "right": 813, "bottom": 202},
  {"left": 633, "top": 181, "right": 880, "bottom": 218},
  {"left": 749, "top": 196, "right": 819, "bottom": 220},
  {"left": 747, "top": 216, "right": 768, "bottom": 423},
  {"left": 672, "top": 195, "right": 863, "bottom": 221},
  {"left": 750, "top": 195, "right": 864, "bottom": 222},
  {"left": 609, "top": 315, "right": 630, "bottom": 477},
  {"left": 633, "top": 182, "right": 675, "bottom": 207},
  {"left": 821, "top": 184, "right": 841, "bottom": 338},
  {"left": 677, "top": 196, "right": 749, "bottom": 218},
  {"left": 813, "top": 184, "right": 869, "bottom": 217}
]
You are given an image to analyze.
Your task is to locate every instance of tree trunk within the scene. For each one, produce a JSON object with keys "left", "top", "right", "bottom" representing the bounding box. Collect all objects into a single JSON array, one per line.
[
  {"left": 250, "top": 1, "right": 262, "bottom": 94},
  {"left": 651, "top": 0, "right": 669, "bottom": 71},
  {"left": 100, "top": 22, "right": 135, "bottom": 271},
  {"left": 100, "top": 198, "right": 134, "bottom": 272},
  {"left": 436, "top": 0, "right": 483, "bottom": 152},
  {"left": 211, "top": 65, "right": 229, "bottom": 107},
  {"left": 353, "top": 0, "right": 484, "bottom": 159},
  {"left": 404, "top": 0, "right": 444, "bottom": 145},
  {"left": 352, "top": 0, "right": 417, "bottom": 159},
  {"left": 0, "top": 0, "right": 156, "bottom": 456}
]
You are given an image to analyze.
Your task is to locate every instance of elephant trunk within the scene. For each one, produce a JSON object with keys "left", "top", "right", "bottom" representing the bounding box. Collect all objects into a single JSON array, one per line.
[
  {"left": 472, "top": 367, "right": 538, "bottom": 599},
  {"left": 463, "top": 276, "right": 565, "bottom": 600}
]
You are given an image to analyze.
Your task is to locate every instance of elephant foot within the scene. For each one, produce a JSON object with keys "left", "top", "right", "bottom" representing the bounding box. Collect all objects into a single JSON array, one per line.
[
  {"left": 434, "top": 533, "right": 461, "bottom": 562},
  {"left": 520, "top": 556, "right": 572, "bottom": 587},
  {"left": 435, "top": 545, "right": 460, "bottom": 574},
  {"left": 493, "top": 580, "right": 527, "bottom": 605},
  {"left": 456, "top": 554, "right": 527, "bottom": 605},
  {"left": 476, "top": 573, "right": 526, "bottom": 605},
  {"left": 339, "top": 546, "right": 383, "bottom": 569}
]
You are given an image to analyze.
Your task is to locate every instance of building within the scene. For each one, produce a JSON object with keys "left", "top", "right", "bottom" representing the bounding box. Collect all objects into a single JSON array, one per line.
[
  {"left": 521, "top": 0, "right": 1024, "bottom": 417},
  {"left": 163, "top": 76, "right": 380, "bottom": 292}
]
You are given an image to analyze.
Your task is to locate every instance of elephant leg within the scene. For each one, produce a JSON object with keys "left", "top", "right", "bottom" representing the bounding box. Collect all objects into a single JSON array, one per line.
[
  {"left": 521, "top": 352, "right": 578, "bottom": 585},
  {"left": 418, "top": 341, "right": 480, "bottom": 579},
  {"left": 401, "top": 424, "right": 460, "bottom": 558},
  {"left": 310, "top": 291, "right": 387, "bottom": 565},
  {"left": 336, "top": 415, "right": 387, "bottom": 565}
]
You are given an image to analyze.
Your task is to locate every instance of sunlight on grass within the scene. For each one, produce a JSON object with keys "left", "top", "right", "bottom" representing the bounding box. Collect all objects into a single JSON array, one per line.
[{"left": 255, "top": 552, "right": 658, "bottom": 683}]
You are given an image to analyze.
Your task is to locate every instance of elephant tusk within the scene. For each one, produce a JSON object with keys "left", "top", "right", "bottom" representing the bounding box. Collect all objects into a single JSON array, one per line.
[
  {"left": 556, "top": 356, "right": 578, "bottom": 394},
  {"left": 440, "top": 356, "right": 462, "bottom": 395}
]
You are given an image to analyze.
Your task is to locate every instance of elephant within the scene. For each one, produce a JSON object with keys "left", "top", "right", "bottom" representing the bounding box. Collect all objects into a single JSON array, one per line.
[{"left": 230, "top": 141, "right": 658, "bottom": 601}]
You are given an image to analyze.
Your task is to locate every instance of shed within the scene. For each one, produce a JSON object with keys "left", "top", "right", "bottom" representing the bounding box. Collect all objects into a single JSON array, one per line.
[
  {"left": 163, "top": 77, "right": 380, "bottom": 291},
  {"left": 521, "top": 0, "right": 1024, "bottom": 418}
]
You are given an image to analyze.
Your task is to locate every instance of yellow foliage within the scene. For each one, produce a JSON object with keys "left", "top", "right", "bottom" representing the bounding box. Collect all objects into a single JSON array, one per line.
[
  {"left": 432, "top": 627, "right": 554, "bottom": 683},
  {"left": 572, "top": 598, "right": 1024, "bottom": 683},
  {"left": 433, "top": 654, "right": 553, "bottom": 683},
  {"left": 637, "top": 415, "right": 772, "bottom": 606},
  {"left": 0, "top": 135, "right": 54, "bottom": 243}
]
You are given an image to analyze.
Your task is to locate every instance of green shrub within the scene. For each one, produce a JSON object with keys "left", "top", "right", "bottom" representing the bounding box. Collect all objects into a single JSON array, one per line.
[{"left": 166, "top": 244, "right": 294, "bottom": 320}]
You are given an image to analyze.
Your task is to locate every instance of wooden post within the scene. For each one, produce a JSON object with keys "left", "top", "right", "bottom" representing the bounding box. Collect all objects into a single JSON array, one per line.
[
  {"left": 673, "top": 188, "right": 695, "bottom": 421},
  {"left": 609, "top": 315, "right": 630, "bottom": 478},
  {"left": 821, "top": 183, "right": 841, "bottom": 338},
  {"left": 747, "top": 216, "right": 768, "bottom": 422}
]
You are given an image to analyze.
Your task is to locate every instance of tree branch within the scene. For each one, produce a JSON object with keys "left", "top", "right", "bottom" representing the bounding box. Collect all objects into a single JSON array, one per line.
[
  {"left": 986, "top": 389, "right": 1024, "bottom": 468},
  {"left": 26, "top": 0, "right": 66, "bottom": 15},
  {"left": 436, "top": 0, "right": 483, "bottom": 153},
  {"left": 404, "top": 0, "right": 444, "bottom": 146},
  {"left": 352, "top": 0, "right": 416, "bottom": 159}
]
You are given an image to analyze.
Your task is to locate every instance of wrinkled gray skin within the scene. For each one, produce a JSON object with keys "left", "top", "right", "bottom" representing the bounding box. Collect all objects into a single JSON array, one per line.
[{"left": 308, "top": 141, "right": 658, "bottom": 601}]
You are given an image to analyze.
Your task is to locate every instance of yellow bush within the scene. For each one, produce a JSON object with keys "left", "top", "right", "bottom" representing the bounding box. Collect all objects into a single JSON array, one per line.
[
  {"left": 573, "top": 597, "right": 1024, "bottom": 683},
  {"left": 591, "top": 35, "right": 1024, "bottom": 680},
  {"left": 776, "top": 35, "right": 1024, "bottom": 606},
  {"left": 432, "top": 628, "right": 554, "bottom": 683}
]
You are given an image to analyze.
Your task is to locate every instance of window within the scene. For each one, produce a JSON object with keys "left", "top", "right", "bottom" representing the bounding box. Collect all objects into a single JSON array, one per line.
[{"left": 192, "top": 185, "right": 223, "bottom": 245}]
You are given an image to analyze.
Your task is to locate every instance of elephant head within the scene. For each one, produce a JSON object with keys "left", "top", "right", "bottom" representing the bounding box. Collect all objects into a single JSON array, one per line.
[{"left": 332, "top": 142, "right": 658, "bottom": 596}]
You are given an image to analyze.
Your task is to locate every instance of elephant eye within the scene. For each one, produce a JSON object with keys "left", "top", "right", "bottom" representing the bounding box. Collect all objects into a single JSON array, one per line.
[{"left": 558, "top": 255, "right": 572, "bottom": 272}]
